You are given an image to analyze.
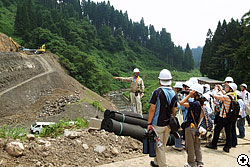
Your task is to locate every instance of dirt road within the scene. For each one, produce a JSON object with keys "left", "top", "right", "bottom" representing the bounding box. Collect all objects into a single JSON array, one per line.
[
  {"left": 98, "top": 126, "right": 250, "bottom": 167},
  {"left": 0, "top": 54, "right": 53, "bottom": 97}
]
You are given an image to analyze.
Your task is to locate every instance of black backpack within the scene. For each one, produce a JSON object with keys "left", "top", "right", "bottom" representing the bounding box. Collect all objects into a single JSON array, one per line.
[{"left": 226, "top": 95, "right": 240, "bottom": 121}]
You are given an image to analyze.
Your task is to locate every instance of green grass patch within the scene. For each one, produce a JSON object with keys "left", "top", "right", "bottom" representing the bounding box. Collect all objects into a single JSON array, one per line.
[
  {"left": 0, "top": 125, "right": 26, "bottom": 140},
  {"left": 75, "top": 98, "right": 105, "bottom": 112},
  {"left": 39, "top": 118, "right": 88, "bottom": 138}
]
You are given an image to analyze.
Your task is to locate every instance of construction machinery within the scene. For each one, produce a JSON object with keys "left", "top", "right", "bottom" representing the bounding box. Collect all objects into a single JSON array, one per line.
[
  {"left": 36, "top": 44, "right": 46, "bottom": 54},
  {"left": 9, "top": 37, "right": 24, "bottom": 52},
  {"left": 9, "top": 37, "right": 46, "bottom": 54}
]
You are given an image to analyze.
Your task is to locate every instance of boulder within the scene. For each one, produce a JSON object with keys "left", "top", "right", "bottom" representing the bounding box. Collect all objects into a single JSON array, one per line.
[
  {"left": 82, "top": 144, "right": 89, "bottom": 150},
  {"left": 64, "top": 129, "right": 81, "bottom": 139},
  {"left": 6, "top": 142, "right": 24, "bottom": 157},
  {"left": 111, "top": 147, "right": 119, "bottom": 155},
  {"left": 26, "top": 134, "right": 35, "bottom": 140},
  {"left": 94, "top": 145, "right": 106, "bottom": 153}
]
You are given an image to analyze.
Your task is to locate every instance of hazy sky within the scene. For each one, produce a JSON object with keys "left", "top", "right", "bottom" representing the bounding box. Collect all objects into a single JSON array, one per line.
[{"left": 91, "top": 0, "right": 250, "bottom": 48}]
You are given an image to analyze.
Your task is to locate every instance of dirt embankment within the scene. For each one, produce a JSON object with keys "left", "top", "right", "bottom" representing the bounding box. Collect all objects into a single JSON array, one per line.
[
  {"left": 0, "top": 35, "right": 116, "bottom": 127},
  {"left": 0, "top": 33, "right": 16, "bottom": 52}
]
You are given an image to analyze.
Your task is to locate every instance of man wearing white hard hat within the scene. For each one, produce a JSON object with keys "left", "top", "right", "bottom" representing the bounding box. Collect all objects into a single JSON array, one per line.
[
  {"left": 240, "top": 83, "right": 250, "bottom": 126},
  {"left": 206, "top": 83, "right": 237, "bottom": 153},
  {"left": 147, "top": 69, "right": 177, "bottom": 167},
  {"left": 113, "top": 68, "right": 144, "bottom": 114},
  {"left": 179, "top": 83, "right": 204, "bottom": 167}
]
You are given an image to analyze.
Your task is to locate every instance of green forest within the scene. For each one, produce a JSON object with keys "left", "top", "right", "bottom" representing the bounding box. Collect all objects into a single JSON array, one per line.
[
  {"left": 200, "top": 11, "right": 250, "bottom": 86},
  {"left": 0, "top": 0, "right": 196, "bottom": 96}
]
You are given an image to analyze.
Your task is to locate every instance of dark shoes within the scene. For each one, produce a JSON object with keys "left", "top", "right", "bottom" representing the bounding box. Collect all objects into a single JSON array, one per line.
[
  {"left": 237, "top": 135, "right": 245, "bottom": 139},
  {"left": 150, "top": 161, "right": 159, "bottom": 167},
  {"left": 205, "top": 143, "right": 217, "bottom": 150},
  {"left": 223, "top": 147, "right": 230, "bottom": 153}
]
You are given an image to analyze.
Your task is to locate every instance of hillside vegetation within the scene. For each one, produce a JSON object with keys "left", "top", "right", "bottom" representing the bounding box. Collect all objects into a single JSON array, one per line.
[
  {"left": 200, "top": 11, "right": 250, "bottom": 87},
  {"left": 0, "top": 0, "right": 196, "bottom": 95}
]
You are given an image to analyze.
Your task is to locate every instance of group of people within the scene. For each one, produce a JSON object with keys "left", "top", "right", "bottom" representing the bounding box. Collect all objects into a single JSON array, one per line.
[{"left": 113, "top": 68, "right": 250, "bottom": 167}]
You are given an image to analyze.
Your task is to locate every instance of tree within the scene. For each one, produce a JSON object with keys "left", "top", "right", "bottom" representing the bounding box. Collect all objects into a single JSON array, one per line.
[{"left": 184, "top": 43, "right": 194, "bottom": 71}]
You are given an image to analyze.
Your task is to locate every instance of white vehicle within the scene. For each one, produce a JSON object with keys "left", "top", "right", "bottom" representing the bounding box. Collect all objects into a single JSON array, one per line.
[{"left": 30, "top": 122, "right": 55, "bottom": 134}]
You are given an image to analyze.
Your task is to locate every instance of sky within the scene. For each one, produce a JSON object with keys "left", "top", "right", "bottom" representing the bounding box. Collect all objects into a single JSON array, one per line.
[{"left": 91, "top": 0, "right": 250, "bottom": 48}]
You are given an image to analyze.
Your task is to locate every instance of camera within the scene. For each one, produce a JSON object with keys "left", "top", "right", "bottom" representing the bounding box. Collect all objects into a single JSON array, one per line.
[{"left": 180, "top": 90, "right": 189, "bottom": 95}]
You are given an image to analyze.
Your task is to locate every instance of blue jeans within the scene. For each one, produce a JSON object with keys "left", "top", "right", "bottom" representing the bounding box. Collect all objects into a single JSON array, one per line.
[
  {"left": 175, "top": 137, "right": 183, "bottom": 148},
  {"left": 237, "top": 118, "right": 245, "bottom": 137}
]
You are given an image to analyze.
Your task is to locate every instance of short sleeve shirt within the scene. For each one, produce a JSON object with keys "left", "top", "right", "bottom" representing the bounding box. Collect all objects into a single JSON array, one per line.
[
  {"left": 185, "top": 101, "right": 202, "bottom": 128},
  {"left": 149, "top": 87, "right": 177, "bottom": 126},
  {"left": 218, "top": 95, "right": 232, "bottom": 118}
]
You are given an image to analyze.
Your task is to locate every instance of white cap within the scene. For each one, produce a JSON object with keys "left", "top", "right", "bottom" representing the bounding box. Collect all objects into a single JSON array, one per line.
[
  {"left": 203, "top": 93, "right": 211, "bottom": 101},
  {"left": 158, "top": 69, "right": 172, "bottom": 86},
  {"left": 204, "top": 84, "right": 210, "bottom": 91},
  {"left": 189, "top": 77, "right": 198, "bottom": 84},
  {"left": 173, "top": 82, "right": 183, "bottom": 89},
  {"left": 240, "top": 83, "right": 247, "bottom": 89},
  {"left": 183, "top": 81, "right": 193, "bottom": 88},
  {"left": 224, "top": 77, "right": 234, "bottom": 82},
  {"left": 133, "top": 68, "right": 140, "bottom": 73},
  {"left": 228, "top": 83, "right": 237, "bottom": 92},
  {"left": 190, "top": 83, "right": 204, "bottom": 94}
]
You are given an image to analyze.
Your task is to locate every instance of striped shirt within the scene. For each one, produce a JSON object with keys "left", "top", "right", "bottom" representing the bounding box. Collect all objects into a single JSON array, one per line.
[{"left": 218, "top": 95, "right": 233, "bottom": 118}]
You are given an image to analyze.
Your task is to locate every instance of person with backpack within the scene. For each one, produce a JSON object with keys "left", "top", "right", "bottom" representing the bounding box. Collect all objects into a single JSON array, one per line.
[
  {"left": 179, "top": 83, "right": 205, "bottom": 167},
  {"left": 240, "top": 83, "right": 250, "bottom": 126},
  {"left": 147, "top": 69, "right": 177, "bottom": 167},
  {"left": 206, "top": 83, "right": 238, "bottom": 153}
]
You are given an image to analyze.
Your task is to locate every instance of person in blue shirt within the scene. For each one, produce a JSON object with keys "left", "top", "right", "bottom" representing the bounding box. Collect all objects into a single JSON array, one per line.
[{"left": 147, "top": 69, "right": 177, "bottom": 167}]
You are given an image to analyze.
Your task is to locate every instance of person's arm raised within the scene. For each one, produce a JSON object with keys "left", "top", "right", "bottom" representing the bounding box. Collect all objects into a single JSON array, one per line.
[{"left": 179, "top": 90, "right": 195, "bottom": 108}]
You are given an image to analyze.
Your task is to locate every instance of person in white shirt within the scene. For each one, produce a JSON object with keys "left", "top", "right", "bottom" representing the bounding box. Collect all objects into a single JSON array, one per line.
[
  {"left": 236, "top": 90, "right": 246, "bottom": 138},
  {"left": 240, "top": 83, "right": 250, "bottom": 126}
]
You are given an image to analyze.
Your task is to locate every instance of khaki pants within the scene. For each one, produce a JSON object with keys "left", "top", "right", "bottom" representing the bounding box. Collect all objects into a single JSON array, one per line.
[
  {"left": 185, "top": 127, "right": 203, "bottom": 167},
  {"left": 130, "top": 92, "right": 142, "bottom": 115},
  {"left": 153, "top": 125, "right": 171, "bottom": 167}
]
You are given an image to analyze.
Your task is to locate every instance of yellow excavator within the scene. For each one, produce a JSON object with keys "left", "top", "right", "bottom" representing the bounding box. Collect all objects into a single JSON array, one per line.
[
  {"left": 9, "top": 37, "right": 24, "bottom": 52},
  {"left": 36, "top": 44, "right": 46, "bottom": 54},
  {"left": 9, "top": 37, "right": 46, "bottom": 54}
]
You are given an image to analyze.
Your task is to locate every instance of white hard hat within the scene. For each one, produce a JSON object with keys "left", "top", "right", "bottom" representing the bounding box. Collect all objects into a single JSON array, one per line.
[
  {"left": 228, "top": 83, "right": 237, "bottom": 92},
  {"left": 190, "top": 83, "right": 204, "bottom": 95},
  {"left": 158, "top": 69, "right": 172, "bottom": 86},
  {"left": 224, "top": 77, "right": 234, "bottom": 82},
  {"left": 240, "top": 83, "right": 247, "bottom": 89},
  {"left": 189, "top": 77, "right": 198, "bottom": 84},
  {"left": 173, "top": 82, "right": 183, "bottom": 89},
  {"left": 133, "top": 68, "right": 140, "bottom": 73},
  {"left": 183, "top": 81, "right": 193, "bottom": 88}
]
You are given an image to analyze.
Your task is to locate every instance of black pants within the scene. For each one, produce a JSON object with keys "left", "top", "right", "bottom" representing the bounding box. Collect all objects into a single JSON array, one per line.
[
  {"left": 246, "top": 115, "right": 250, "bottom": 125},
  {"left": 231, "top": 120, "right": 237, "bottom": 147},
  {"left": 211, "top": 117, "right": 232, "bottom": 148}
]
